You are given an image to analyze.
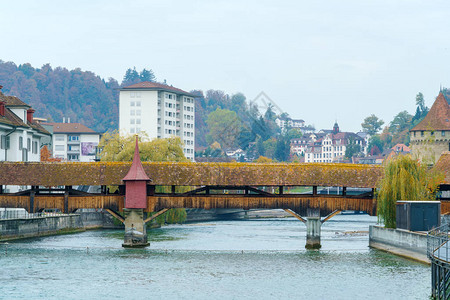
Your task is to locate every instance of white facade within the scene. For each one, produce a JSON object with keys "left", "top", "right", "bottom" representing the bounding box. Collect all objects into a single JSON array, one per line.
[
  {"left": 119, "top": 84, "right": 195, "bottom": 161},
  {"left": 0, "top": 99, "right": 49, "bottom": 162},
  {"left": 52, "top": 132, "right": 100, "bottom": 162}
]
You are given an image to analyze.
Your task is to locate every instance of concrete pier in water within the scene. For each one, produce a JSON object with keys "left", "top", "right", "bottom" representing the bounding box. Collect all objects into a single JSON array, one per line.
[{"left": 122, "top": 209, "right": 149, "bottom": 248}]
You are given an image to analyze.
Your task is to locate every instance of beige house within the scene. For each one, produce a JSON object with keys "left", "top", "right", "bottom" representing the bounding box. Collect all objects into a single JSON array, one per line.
[{"left": 410, "top": 92, "right": 450, "bottom": 164}]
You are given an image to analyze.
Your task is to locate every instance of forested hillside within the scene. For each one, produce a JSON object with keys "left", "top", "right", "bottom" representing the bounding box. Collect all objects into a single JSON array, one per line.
[
  {"left": 0, "top": 61, "right": 121, "bottom": 132},
  {"left": 0, "top": 60, "right": 298, "bottom": 160}
]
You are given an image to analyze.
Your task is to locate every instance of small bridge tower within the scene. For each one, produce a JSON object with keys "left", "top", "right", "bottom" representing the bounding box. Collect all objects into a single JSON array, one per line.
[{"left": 121, "top": 136, "right": 152, "bottom": 247}]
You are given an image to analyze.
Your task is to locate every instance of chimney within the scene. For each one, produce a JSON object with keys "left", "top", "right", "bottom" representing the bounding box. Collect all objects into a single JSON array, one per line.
[
  {"left": 68, "top": 117, "right": 70, "bottom": 123},
  {"left": 0, "top": 101, "right": 4, "bottom": 116},
  {"left": 63, "top": 117, "right": 66, "bottom": 123},
  {"left": 26, "top": 109, "right": 35, "bottom": 123}
]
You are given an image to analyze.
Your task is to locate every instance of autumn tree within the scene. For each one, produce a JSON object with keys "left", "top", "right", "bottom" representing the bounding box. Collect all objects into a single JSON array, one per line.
[{"left": 206, "top": 108, "right": 242, "bottom": 149}]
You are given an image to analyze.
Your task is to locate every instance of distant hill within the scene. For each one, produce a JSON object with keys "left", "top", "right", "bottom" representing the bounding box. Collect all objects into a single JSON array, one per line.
[{"left": 0, "top": 61, "right": 120, "bottom": 133}]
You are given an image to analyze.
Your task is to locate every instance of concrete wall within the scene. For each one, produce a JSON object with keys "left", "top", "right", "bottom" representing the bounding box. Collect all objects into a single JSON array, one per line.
[
  {"left": 369, "top": 225, "right": 429, "bottom": 263},
  {"left": 0, "top": 211, "right": 116, "bottom": 241}
]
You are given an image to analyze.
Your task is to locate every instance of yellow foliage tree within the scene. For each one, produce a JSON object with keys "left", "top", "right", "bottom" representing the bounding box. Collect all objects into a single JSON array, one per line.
[
  {"left": 98, "top": 130, "right": 188, "bottom": 162},
  {"left": 98, "top": 130, "right": 188, "bottom": 224}
]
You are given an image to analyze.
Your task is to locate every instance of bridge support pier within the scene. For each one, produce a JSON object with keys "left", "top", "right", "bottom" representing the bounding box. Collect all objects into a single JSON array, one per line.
[
  {"left": 122, "top": 209, "right": 149, "bottom": 248},
  {"left": 305, "top": 216, "right": 321, "bottom": 249},
  {"left": 305, "top": 208, "right": 321, "bottom": 249}
]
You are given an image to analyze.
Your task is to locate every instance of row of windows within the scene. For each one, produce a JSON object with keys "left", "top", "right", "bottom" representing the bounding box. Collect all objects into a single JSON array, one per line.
[
  {"left": 165, "top": 102, "right": 174, "bottom": 108},
  {"left": 18, "top": 137, "right": 39, "bottom": 154},
  {"left": 184, "top": 123, "right": 193, "bottom": 128},
  {"left": 130, "top": 127, "right": 141, "bottom": 134},
  {"left": 130, "top": 92, "right": 141, "bottom": 98},
  {"left": 130, "top": 119, "right": 141, "bottom": 125},
  {"left": 130, "top": 101, "right": 141, "bottom": 107},
  {"left": 183, "top": 97, "right": 194, "bottom": 103},
  {"left": 184, "top": 106, "right": 194, "bottom": 112},
  {"left": 413, "top": 131, "right": 446, "bottom": 137},
  {"left": 185, "top": 140, "right": 194, "bottom": 146},
  {"left": 130, "top": 110, "right": 141, "bottom": 116},
  {"left": 323, "top": 146, "right": 343, "bottom": 152},
  {"left": 184, "top": 131, "right": 193, "bottom": 137},
  {"left": 184, "top": 114, "right": 194, "bottom": 120},
  {"left": 184, "top": 148, "right": 193, "bottom": 154},
  {"left": 165, "top": 94, "right": 174, "bottom": 99}
]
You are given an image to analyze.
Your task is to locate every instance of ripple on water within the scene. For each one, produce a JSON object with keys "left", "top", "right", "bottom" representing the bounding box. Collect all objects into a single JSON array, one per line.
[{"left": 0, "top": 215, "right": 430, "bottom": 299}]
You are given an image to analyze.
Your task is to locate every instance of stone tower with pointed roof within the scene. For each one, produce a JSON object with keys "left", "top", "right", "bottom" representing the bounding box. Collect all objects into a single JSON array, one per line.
[{"left": 410, "top": 92, "right": 450, "bottom": 163}]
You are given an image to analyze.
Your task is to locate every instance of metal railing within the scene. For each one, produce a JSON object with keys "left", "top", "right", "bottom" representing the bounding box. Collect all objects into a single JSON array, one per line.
[
  {"left": 428, "top": 223, "right": 450, "bottom": 299},
  {"left": 0, "top": 210, "right": 69, "bottom": 220}
]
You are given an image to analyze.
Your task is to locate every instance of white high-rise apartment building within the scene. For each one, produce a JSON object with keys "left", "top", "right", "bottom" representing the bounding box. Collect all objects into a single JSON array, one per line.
[{"left": 119, "top": 82, "right": 195, "bottom": 161}]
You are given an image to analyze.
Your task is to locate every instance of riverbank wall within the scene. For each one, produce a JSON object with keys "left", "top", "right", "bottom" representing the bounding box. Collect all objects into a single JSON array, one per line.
[
  {"left": 0, "top": 210, "right": 116, "bottom": 241},
  {"left": 369, "top": 225, "right": 429, "bottom": 264}
]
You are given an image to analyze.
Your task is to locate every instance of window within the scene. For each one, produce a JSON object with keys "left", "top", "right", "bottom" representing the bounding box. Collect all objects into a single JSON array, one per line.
[
  {"left": 130, "top": 128, "right": 135, "bottom": 134},
  {"left": 136, "top": 119, "right": 141, "bottom": 125},
  {"left": 68, "top": 154, "right": 79, "bottom": 161},
  {"left": 130, "top": 110, "right": 135, "bottom": 116},
  {"left": 22, "top": 149, "right": 28, "bottom": 162},
  {"left": 130, "top": 119, "right": 135, "bottom": 125},
  {"left": 0, "top": 135, "right": 9, "bottom": 150},
  {"left": 27, "top": 138, "right": 31, "bottom": 151},
  {"left": 442, "top": 131, "right": 446, "bottom": 137},
  {"left": 55, "top": 145, "right": 65, "bottom": 151},
  {"left": 130, "top": 92, "right": 135, "bottom": 98},
  {"left": 421, "top": 131, "right": 424, "bottom": 137},
  {"left": 136, "top": 110, "right": 141, "bottom": 116},
  {"left": 69, "top": 136, "right": 79, "bottom": 141},
  {"left": 136, "top": 101, "right": 141, "bottom": 107},
  {"left": 136, "top": 127, "right": 141, "bottom": 133},
  {"left": 135, "top": 92, "right": 141, "bottom": 98},
  {"left": 32, "top": 141, "right": 38, "bottom": 154},
  {"left": 130, "top": 101, "right": 135, "bottom": 106},
  {"left": 19, "top": 137, "right": 23, "bottom": 150},
  {"left": 55, "top": 135, "right": 64, "bottom": 141}
]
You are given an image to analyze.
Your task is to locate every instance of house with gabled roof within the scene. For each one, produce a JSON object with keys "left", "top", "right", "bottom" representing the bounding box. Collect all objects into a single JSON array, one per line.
[
  {"left": 410, "top": 91, "right": 450, "bottom": 164},
  {"left": 45, "top": 120, "right": 101, "bottom": 162},
  {"left": 0, "top": 85, "right": 50, "bottom": 162}
]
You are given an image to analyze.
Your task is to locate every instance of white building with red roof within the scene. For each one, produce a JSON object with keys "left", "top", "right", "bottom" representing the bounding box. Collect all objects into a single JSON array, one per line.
[
  {"left": 0, "top": 85, "right": 51, "bottom": 162},
  {"left": 46, "top": 121, "right": 100, "bottom": 162},
  {"left": 304, "top": 122, "right": 367, "bottom": 163},
  {"left": 119, "top": 81, "right": 195, "bottom": 161}
]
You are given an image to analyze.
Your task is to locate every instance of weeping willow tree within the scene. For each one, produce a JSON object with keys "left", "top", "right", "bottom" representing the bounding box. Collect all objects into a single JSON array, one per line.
[
  {"left": 377, "top": 155, "right": 444, "bottom": 228},
  {"left": 98, "top": 130, "right": 189, "bottom": 224}
]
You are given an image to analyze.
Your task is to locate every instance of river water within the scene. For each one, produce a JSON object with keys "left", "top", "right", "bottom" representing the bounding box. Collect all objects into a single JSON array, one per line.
[{"left": 0, "top": 214, "right": 429, "bottom": 299}]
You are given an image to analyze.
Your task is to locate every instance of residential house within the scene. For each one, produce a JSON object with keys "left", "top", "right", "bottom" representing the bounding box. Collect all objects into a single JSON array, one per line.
[
  {"left": 45, "top": 120, "right": 101, "bottom": 162},
  {"left": 0, "top": 86, "right": 50, "bottom": 162}
]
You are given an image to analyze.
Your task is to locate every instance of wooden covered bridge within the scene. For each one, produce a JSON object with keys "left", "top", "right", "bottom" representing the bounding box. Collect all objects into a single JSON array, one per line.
[{"left": 0, "top": 160, "right": 382, "bottom": 216}]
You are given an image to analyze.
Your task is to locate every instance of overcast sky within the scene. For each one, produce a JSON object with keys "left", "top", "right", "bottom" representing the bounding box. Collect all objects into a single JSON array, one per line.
[{"left": 2, "top": 0, "right": 450, "bottom": 132}]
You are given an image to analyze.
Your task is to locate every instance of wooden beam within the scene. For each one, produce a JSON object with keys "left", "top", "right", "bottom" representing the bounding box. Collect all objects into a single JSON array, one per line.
[
  {"left": 144, "top": 208, "right": 169, "bottom": 224},
  {"left": 321, "top": 210, "right": 341, "bottom": 223},
  {"left": 284, "top": 209, "right": 307, "bottom": 223},
  {"left": 105, "top": 209, "right": 125, "bottom": 223}
]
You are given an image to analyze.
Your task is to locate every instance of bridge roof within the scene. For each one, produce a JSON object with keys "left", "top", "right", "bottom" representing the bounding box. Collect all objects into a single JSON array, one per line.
[{"left": 0, "top": 162, "right": 382, "bottom": 188}]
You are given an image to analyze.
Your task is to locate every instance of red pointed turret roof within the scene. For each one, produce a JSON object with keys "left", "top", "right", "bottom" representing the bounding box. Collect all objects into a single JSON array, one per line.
[
  {"left": 411, "top": 92, "right": 450, "bottom": 131},
  {"left": 122, "top": 136, "right": 151, "bottom": 181}
]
